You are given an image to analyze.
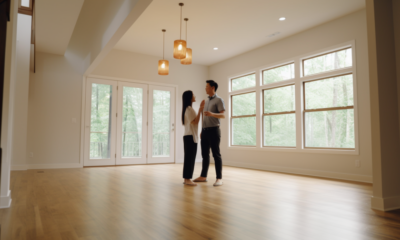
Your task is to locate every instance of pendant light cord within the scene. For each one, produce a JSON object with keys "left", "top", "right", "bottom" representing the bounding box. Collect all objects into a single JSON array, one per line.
[
  {"left": 163, "top": 31, "right": 165, "bottom": 59},
  {"left": 180, "top": 5, "right": 182, "bottom": 39},
  {"left": 186, "top": 20, "right": 188, "bottom": 42}
]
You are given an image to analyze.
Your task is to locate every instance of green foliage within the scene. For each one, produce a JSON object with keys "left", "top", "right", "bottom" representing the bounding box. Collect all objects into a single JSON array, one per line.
[
  {"left": 263, "top": 64, "right": 294, "bottom": 85},
  {"left": 264, "top": 114, "right": 296, "bottom": 147},
  {"left": 122, "top": 87, "right": 143, "bottom": 157},
  {"left": 232, "top": 74, "right": 256, "bottom": 91},
  {"left": 232, "top": 92, "right": 256, "bottom": 146},
  {"left": 305, "top": 75, "right": 353, "bottom": 109},
  {"left": 305, "top": 110, "right": 355, "bottom": 148},
  {"left": 232, "top": 117, "right": 256, "bottom": 146},
  {"left": 305, "top": 74, "right": 355, "bottom": 148},
  {"left": 90, "top": 84, "right": 112, "bottom": 159},
  {"left": 304, "top": 48, "right": 352, "bottom": 76},
  {"left": 152, "top": 90, "right": 171, "bottom": 156},
  {"left": 264, "top": 85, "right": 295, "bottom": 113},
  {"left": 232, "top": 92, "right": 256, "bottom": 116}
]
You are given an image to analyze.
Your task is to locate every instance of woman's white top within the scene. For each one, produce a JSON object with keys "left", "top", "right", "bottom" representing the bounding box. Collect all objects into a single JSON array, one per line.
[{"left": 184, "top": 106, "right": 199, "bottom": 143}]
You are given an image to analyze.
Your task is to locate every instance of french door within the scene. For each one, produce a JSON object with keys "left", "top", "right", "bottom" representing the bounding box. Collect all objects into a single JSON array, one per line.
[{"left": 84, "top": 78, "right": 175, "bottom": 166}]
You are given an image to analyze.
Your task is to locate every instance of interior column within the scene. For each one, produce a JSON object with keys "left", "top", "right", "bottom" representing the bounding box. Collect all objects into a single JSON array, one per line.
[{"left": 366, "top": 0, "right": 400, "bottom": 211}]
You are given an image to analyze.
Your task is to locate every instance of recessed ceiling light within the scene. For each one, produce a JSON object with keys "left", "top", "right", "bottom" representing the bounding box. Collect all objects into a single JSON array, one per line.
[
  {"left": 214, "top": 47, "right": 218, "bottom": 50},
  {"left": 268, "top": 32, "right": 281, "bottom": 37},
  {"left": 279, "top": 17, "right": 286, "bottom": 21}
]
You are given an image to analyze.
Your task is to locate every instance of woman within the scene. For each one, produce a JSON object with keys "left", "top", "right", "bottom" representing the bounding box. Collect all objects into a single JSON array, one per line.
[{"left": 182, "top": 90, "right": 205, "bottom": 186}]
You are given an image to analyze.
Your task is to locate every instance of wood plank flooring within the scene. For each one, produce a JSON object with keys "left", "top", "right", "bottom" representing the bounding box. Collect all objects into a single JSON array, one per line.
[{"left": 1, "top": 163, "right": 400, "bottom": 240}]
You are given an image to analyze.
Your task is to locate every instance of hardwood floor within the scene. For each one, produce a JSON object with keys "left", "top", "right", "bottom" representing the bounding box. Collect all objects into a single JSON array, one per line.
[{"left": 1, "top": 163, "right": 399, "bottom": 240}]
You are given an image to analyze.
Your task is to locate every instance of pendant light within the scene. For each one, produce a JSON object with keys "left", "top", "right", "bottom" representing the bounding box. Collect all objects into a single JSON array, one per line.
[
  {"left": 181, "top": 18, "right": 192, "bottom": 65},
  {"left": 158, "top": 29, "right": 169, "bottom": 75},
  {"left": 173, "top": 3, "right": 187, "bottom": 59}
]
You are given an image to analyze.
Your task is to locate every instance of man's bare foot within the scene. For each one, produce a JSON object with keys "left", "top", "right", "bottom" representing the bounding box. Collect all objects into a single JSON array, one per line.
[
  {"left": 193, "top": 176, "right": 207, "bottom": 182},
  {"left": 183, "top": 179, "right": 197, "bottom": 186},
  {"left": 213, "top": 179, "right": 223, "bottom": 186}
]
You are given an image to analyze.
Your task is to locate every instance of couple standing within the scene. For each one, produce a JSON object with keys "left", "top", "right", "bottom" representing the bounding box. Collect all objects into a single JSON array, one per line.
[{"left": 182, "top": 80, "right": 225, "bottom": 186}]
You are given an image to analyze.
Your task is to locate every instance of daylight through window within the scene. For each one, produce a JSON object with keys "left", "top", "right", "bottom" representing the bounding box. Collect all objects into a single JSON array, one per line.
[{"left": 228, "top": 44, "right": 356, "bottom": 152}]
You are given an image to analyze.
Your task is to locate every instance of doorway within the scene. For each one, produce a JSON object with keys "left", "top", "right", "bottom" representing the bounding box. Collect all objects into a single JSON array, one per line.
[{"left": 83, "top": 78, "right": 175, "bottom": 166}]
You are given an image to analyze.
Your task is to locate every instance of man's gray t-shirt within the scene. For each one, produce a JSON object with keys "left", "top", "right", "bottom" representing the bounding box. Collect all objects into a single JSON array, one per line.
[{"left": 203, "top": 94, "right": 225, "bottom": 128}]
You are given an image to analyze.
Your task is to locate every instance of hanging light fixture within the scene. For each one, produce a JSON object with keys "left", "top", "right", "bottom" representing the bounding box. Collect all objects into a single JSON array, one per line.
[
  {"left": 181, "top": 18, "right": 192, "bottom": 65},
  {"left": 173, "top": 3, "right": 187, "bottom": 59},
  {"left": 158, "top": 29, "right": 169, "bottom": 75}
]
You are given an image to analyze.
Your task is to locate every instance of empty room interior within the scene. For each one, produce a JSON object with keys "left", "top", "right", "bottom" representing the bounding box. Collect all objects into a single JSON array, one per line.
[{"left": 1, "top": 0, "right": 400, "bottom": 239}]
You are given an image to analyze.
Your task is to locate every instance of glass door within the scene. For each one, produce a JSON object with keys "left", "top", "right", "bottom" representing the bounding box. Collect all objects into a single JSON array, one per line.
[
  {"left": 148, "top": 85, "right": 175, "bottom": 163},
  {"left": 84, "top": 78, "right": 117, "bottom": 166},
  {"left": 116, "top": 82, "right": 148, "bottom": 165}
]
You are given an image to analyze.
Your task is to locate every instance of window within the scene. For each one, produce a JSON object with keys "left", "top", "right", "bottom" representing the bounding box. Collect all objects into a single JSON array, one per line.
[
  {"left": 228, "top": 43, "right": 357, "bottom": 153},
  {"left": 303, "top": 48, "right": 352, "bottom": 76},
  {"left": 304, "top": 74, "right": 355, "bottom": 149},
  {"left": 263, "top": 85, "right": 296, "bottom": 147},
  {"left": 231, "top": 73, "right": 256, "bottom": 91},
  {"left": 231, "top": 92, "right": 256, "bottom": 146},
  {"left": 263, "top": 63, "right": 294, "bottom": 85},
  {"left": 21, "top": 0, "right": 30, "bottom": 7}
]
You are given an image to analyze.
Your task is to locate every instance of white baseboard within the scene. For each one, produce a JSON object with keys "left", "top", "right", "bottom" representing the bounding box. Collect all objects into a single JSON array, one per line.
[
  {"left": 371, "top": 196, "right": 400, "bottom": 211},
  {"left": 11, "top": 163, "right": 82, "bottom": 171},
  {"left": 224, "top": 161, "right": 372, "bottom": 183},
  {"left": 0, "top": 190, "right": 12, "bottom": 209}
]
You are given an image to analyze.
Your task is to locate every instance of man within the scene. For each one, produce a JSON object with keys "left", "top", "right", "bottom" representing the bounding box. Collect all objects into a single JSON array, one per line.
[{"left": 194, "top": 80, "right": 225, "bottom": 186}]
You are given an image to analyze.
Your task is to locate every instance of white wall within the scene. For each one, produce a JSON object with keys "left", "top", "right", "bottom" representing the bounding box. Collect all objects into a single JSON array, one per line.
[
  {"left": 12, "top": 14, "right": 31, "bottom": 167},
  {"left": 209, "top": 9, "right": 372, "bottom": 182},
  {"left": 1, "top": 0, "right": 18, "bottom": 208},
  {"left": 91, "top": 50, "right": 209, "bottom": 163},
  {"left": 22, "top": 52, "right": 83, "bottom": 169}
]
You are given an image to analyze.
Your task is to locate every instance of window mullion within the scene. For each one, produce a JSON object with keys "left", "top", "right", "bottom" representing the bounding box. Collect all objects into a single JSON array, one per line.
[
  {"left": 256, "top": 70, "right": 262, "bottom": 148},
  {"left": 295, "top": 58, "right": 303, "bottom": 150}
]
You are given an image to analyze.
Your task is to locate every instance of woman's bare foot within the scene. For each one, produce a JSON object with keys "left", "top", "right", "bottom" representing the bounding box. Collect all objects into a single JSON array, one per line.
[
  {"left": 193, "top": 176, "right": 207, "bottom": 182},
  {"left": 183, "top": 179, "right": 197, "bottom": 186}
]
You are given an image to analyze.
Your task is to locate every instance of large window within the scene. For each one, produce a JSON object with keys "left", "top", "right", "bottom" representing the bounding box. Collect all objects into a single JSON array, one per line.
[
  {"left": 228, "top": 43, "right": 357, "bottom": 152},
  {"left": 231, "top": 92, "right": 256, "bottom": 146},
  {"left": 263, "top": 85, "right": 296, "bottom": 147},
  {"left": 304, "top": 74, "right": 355, "bottom": 149}
]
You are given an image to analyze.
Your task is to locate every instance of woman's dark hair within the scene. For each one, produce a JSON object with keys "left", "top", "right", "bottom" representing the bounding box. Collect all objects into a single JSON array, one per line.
[
  {"left": 182, "top": 90, "right": 193, "bottom": 125},
  {"left": 206, "top": 80, "right": 218, "bottom": 92}
]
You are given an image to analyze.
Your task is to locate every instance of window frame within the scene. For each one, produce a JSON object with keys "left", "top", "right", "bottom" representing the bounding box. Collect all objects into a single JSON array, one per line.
[
  {"left": 227, "top": 41, "right": 359, "bottom": 155},
  {"left": 230, "top": 91, "right": 257, "bottom": 147},
  {"left": 18, "top": 0, "right": 33, "bottom": 15}
]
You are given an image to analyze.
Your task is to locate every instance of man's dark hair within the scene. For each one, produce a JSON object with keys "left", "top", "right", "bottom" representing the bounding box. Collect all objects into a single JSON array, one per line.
[{"left": 206, "top": 80, "right": 218, "bottom": 92}]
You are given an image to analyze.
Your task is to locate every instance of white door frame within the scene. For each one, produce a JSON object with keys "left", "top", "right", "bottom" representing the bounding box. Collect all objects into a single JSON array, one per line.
[{"left": 80, "top": 76, "right": 178, "bottom": 167}]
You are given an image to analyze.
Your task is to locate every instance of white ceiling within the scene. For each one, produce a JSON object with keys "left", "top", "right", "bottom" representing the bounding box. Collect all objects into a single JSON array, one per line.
[
  {"left": 36, "top": 0, "right": 84, "bottom": 55},
  {"left": 114, "top": 0, "right": 365, "bottom": 66}
]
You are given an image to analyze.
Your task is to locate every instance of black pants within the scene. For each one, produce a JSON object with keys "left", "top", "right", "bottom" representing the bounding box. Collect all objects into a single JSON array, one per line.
[
  {"left": 183, "top": 135, "right": 197, "bottom": 179},
  {"left": 200, "top": 127, "right": 223, "bottom": 179}
]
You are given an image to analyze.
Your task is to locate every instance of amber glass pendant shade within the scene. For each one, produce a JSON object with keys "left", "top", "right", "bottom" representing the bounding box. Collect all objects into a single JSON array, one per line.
[
  {"left": 158, "top": 60, "right": 169, "bottom": 75},
  {"left": 173, "top": 40, "right": 187, "bottom": 59},
  {"left": 181, "top": 48, "right": 192, "bottom": 65}
]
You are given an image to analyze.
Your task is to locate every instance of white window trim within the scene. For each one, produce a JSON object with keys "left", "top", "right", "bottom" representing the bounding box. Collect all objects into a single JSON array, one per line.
[{"left": 227, "top": 40, "right": 359, "bottom": 155}]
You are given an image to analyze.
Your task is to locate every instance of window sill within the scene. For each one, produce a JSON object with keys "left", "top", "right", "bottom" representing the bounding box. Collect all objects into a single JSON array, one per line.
[{"left": 227, "top": 146, "right": 359, "bottom": 155}]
